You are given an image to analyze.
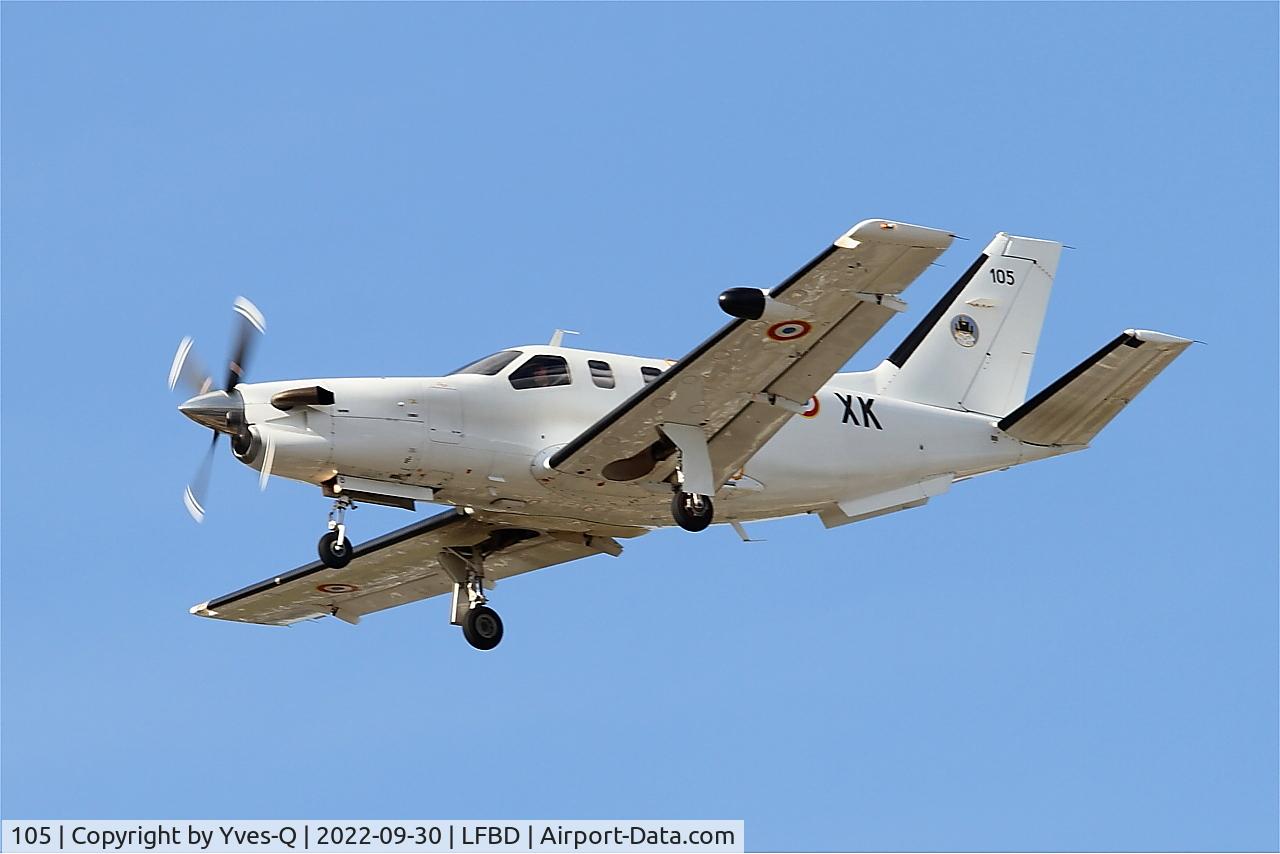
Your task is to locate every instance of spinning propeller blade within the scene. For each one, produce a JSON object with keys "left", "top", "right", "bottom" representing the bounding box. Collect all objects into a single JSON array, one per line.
[
  {"left": 258, "top": 431, "right": 276, "bottom": 492},
  {"left": 167, "top": 336, "right": 214, "bottom": 396},
  {"left": 184, "top": 433, "right": 220, "bottom": 523},
  {"left": 171, "top": 296, "right": 268, "bottom": 522},
  {"left": 226, "top": 296, "right": 266, "bottom": 391}
]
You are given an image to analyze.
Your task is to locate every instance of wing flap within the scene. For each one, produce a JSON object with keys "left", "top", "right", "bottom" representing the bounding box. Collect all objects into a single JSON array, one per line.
[
  {"left": 763, "top": 297, "right": 901, "bottom": 404},
  {"left": 315, "top": 533, "right": 612, "bottom": 622},
  {"left": 709, "top": 299, "right": 899, "bottom": 477},
  {"left": 191, "top": 509, "right": 636, "bottom": 626}
]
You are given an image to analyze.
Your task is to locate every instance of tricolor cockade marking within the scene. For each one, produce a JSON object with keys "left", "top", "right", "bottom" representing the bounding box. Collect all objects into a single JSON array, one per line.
[{"left": 766, "top": 320, "right": 811, "bottom": 341}]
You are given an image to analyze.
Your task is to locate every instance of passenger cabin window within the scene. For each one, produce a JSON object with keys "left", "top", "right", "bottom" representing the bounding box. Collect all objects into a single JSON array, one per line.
[
  {"left": 449, "top": 350, "right": 520, "bottom": 376},
  {"left": 641, "top": 366, "right": 662, "bottom": 384},
  {"left": 588, "top": 360, "right": 615, "bottom": 389},
  {"left": 510, "top": 355, "right": 571, "bottom": 389}
]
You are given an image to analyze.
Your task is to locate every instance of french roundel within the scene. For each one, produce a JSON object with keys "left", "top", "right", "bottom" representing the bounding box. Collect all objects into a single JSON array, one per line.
[
  {"left": 801, "top": 396, "right": 820, "bottom": 418},
  {"left": 317, "top": 583, "right": 358, "bottom": 594},
  {"left": 766, "top": 320, "right": 812, "bottom": 341}
]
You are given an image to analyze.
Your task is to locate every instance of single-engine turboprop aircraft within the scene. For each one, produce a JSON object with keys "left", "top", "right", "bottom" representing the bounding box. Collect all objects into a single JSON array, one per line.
[{"left": 171, "top": 219, "right": 1191, "bottom": 649}]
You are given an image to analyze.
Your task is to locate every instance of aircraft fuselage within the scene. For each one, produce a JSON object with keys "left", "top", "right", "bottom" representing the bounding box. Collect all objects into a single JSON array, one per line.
[{"left": 224, "top": 344, "right": 1062, "bottom": 531}]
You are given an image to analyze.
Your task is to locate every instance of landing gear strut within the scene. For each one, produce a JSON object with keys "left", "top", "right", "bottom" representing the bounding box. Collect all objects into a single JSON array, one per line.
[
  {"left": 672, "top": 491, "right": 714, "bottom": 532},
  {"left": 317, "top": 496, "right": 355, "bottom": 568},
  {"left": 440, "top": 547, "right": 504, "bottom": 650}
]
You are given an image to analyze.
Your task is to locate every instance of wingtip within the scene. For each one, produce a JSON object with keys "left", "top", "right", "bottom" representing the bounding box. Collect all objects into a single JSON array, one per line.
[
  {"left": 190, "top": 601, "right": 216, "bottom": 618},
  {"left": 838, "top": 219, "right": 954, "bottom": 250},
  {"left": 1124, "top": 329, "right": 1194, "bottom": 346}
]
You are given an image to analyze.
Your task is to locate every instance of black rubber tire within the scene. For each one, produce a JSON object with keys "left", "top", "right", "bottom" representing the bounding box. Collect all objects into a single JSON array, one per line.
[
  {"left": 317, "top": 530, "right": 353, "bottom": 569},
  {"left": 672, "top": 491, "right": 714, "bottom": 532},
  {"left": 462, "top": 605, "right": 504, "bottom": 651}
]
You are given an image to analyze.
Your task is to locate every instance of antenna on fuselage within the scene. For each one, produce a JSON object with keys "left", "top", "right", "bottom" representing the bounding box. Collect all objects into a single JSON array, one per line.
[{"left": 548, "top": 329, "right": 580, "bottom": 347}]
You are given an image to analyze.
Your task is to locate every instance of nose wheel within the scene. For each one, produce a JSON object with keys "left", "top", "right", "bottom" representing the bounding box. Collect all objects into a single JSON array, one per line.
[
  {"left": 318, "top": 497, "right": 355, "bottom": 568},
  {"left": 672, "top": 491, "right": 714, "bottom": 532}
]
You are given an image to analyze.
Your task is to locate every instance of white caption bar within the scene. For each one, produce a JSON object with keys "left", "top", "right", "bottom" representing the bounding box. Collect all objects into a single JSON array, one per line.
[{"left": 2, "top": 821, "right": 744, "bottom": 853}]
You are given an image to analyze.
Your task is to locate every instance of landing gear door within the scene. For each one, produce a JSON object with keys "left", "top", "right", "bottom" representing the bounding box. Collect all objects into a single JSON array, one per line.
[{"left": 425, "top": 386, "right": 463, "bottom": 444}]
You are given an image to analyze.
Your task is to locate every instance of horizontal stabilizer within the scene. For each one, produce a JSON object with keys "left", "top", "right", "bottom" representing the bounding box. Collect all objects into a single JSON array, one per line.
[{"left": 998, "top": 329, "right": 1192, "bottom": 447}]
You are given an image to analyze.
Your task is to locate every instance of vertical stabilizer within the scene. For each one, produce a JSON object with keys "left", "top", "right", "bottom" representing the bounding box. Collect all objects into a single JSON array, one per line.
[{"left": 871, "top": 232, "right": 1062, "bottom": 416}]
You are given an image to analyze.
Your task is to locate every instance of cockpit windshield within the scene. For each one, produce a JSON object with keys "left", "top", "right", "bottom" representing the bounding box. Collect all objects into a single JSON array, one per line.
[{"left": 448, "top": 350, "right": 521, "bottom": 376}]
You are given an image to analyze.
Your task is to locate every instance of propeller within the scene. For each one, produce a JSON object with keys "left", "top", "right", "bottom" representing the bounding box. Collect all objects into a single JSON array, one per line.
[{"left": 169, "top": 297, "right": 267, "bottom": 522}]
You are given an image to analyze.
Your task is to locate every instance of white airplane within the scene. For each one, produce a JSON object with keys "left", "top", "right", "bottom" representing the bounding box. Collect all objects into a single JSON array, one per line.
[{"left": 171, "top": 219, "right": 1191, "bottom": 650}]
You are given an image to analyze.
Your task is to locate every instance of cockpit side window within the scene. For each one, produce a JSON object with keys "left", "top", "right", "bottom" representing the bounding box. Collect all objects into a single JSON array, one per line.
[
  {"left": 449, "top": 350, "right": 521, "bottom": 376},
  {"left": 640, "top": 366, "right": 663, "bottom": 384},
  {"left": 588, "top": 360, "right": 615, "bottom": 389},
  {"left": 510, "top": 355, "right": 572, "bottom": 389}
]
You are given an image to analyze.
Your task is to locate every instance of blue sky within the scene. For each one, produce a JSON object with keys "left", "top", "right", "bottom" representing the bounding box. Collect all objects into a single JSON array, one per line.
[{"left": 2, "top": 3, "right": 1276, "bottom": 850}]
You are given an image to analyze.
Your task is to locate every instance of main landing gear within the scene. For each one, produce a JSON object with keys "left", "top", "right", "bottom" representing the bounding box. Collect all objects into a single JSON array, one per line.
[
  {"left": 672, "top": 491, "right": 714, "bottom": 532},
  {"left": 439, "top": 547, "right": 504, "bottom": 651},
  {"left": 659, "top": 422, "right": 716, "bottom": 533},
  {"left": 317, "top": 496, "right": 355, "bottom": 569}
]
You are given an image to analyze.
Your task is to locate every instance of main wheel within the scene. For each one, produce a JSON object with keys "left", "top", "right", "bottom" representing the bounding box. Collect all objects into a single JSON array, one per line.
[
  {"left": 462, "top": 605, "right": 504, "bottom": 650},
  {"left": 317, "top": 530, "right": 353, "bottom": 569},
  {"left": 672, "top": 491, "right": 714, "bottom": 532}
]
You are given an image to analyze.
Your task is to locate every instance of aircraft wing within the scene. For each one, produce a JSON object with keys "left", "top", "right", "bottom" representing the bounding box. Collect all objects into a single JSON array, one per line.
[
  {"left": 547, "top": 219, "right": 954, "bottom": 493},
  {"left": 190, "top": 508, "right": 641, "bottom": 626}
]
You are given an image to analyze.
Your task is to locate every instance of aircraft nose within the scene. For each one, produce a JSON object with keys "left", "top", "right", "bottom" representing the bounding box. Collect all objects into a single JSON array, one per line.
[{"left": 179, "top": 390, "right": 242, "bottom": 433}]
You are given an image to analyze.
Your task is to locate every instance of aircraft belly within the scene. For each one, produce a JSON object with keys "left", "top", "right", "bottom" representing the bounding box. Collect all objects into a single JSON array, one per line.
[
  {"left": 743, "top": 391, "right": 1023, "bottom": 507},
  {"left": 475, "top": 387, "right": 1027, "bottom": 530}
]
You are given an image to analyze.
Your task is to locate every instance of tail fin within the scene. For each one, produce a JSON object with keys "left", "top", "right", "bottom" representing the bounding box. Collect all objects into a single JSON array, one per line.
[
  {"left": 999, "top": 329, "right": 1192, "bottom": 447},
  {"left": 871, "top": 232, "right": 1062, "bottom": 416}
]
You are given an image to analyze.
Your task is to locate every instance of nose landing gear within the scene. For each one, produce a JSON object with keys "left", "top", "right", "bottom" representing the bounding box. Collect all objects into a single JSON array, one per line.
[{"left": 317, "top": 496, "right": 355, "bottom": 568}]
